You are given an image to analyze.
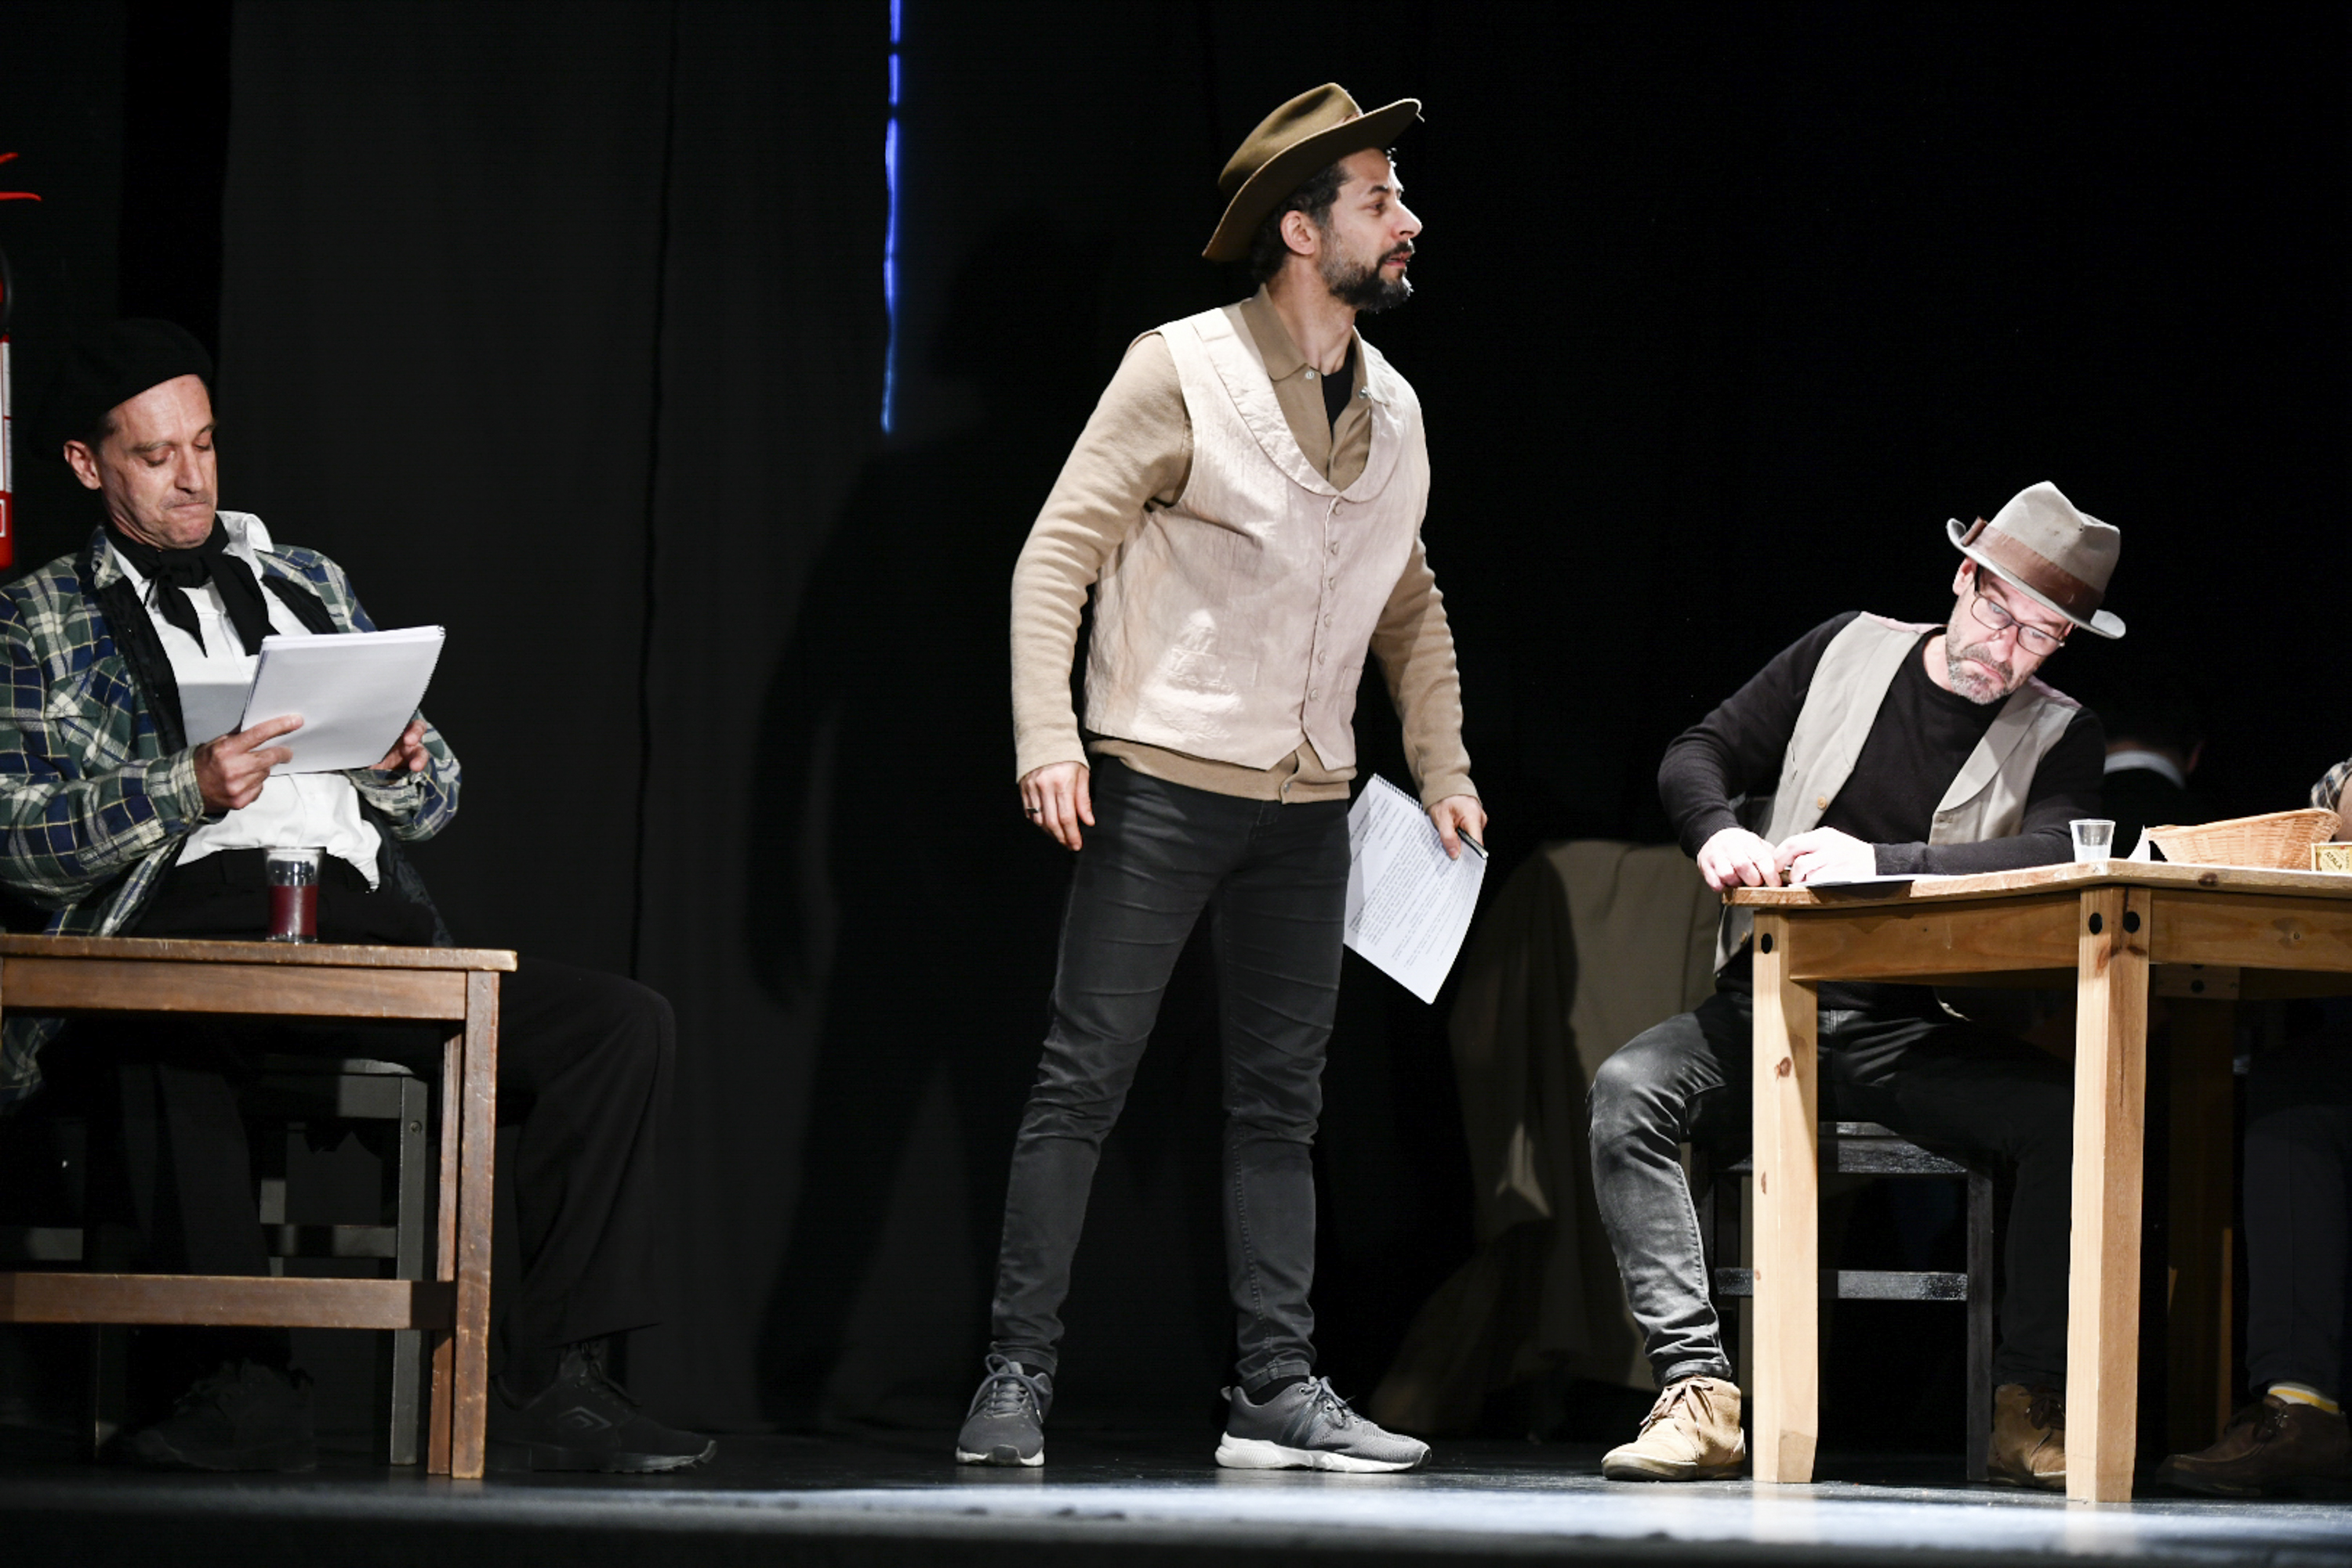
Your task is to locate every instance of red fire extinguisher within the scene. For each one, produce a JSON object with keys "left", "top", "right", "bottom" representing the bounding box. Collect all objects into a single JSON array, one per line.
[
  {"left": 0, "top": 239, "right": 16, "bottom": 572},
  {"left": 1, "top": 150, "right": 44, "bottom": 573}
]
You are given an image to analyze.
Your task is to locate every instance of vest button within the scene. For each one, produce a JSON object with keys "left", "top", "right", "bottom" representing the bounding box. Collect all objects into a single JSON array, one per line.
[{"left": 1815, "top": 794, "right": 1829, "bottom": 810}]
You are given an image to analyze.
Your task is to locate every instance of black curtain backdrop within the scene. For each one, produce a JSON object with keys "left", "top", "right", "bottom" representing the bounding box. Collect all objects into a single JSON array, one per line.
[
  {"left": 1, "top": 0, "right": 2345, "bottom": 1438},
  {"left": 215, "top": 0, "right": 887, "bottom": 1428}
]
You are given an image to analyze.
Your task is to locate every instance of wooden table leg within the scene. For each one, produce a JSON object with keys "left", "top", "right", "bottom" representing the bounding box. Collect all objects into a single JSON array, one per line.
[
  {"left": 1750, "top": 911, "right": 1820, "bottom": 1483},
  {"left": 448, "top": 971, "right": 501, "bottom": 1480},
  {"left": 428, "top": 1031, "right": 461, "bottom": 1475},
  {"left": 2165, "top": 996, "right": 2236, "bottom": 1451},
  {"left": 2067, "top": 885, "right": 2151, "bottom": 1501}
]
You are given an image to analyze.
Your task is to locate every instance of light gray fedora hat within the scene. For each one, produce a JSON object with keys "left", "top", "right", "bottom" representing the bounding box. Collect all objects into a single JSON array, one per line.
[{"left": 1947, "top": 481, "right": 2125, "bottom": 640}]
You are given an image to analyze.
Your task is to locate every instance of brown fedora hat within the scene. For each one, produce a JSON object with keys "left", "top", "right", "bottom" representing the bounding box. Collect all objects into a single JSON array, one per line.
[{"left": 1202, "top": 83, "right": 1420, "bottom": 263}]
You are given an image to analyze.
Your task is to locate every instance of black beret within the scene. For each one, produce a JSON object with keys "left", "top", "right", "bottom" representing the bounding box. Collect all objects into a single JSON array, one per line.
[{"left": 55, "top": 318, "right": 213, "bottom": 447}]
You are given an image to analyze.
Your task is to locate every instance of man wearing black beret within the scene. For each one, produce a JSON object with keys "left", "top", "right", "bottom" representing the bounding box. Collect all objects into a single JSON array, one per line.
[{"left": 1, "top": 319, "right": 710, "bottom": 1474}]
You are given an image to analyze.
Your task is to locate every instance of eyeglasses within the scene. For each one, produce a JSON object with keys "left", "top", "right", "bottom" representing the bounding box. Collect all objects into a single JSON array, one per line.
[{"left": 1966, "top": 579, "right": 2069, "bottom": 655}]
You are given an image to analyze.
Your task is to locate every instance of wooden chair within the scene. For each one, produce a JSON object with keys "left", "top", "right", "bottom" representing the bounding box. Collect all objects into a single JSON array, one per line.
[
  {"left": 1700, "top": 1121, "right": 1996, "bottom": 1479},
  {"left": 0, "top": 1055, "right": 434, "bottom": 1461},
  {"left": 0, "top": 935, "right": 511, "bottom": 1478}
]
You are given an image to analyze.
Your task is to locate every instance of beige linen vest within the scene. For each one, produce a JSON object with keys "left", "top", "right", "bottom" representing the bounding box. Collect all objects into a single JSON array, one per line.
[
  {"left": 1081, "top": 304, "right": 1431, "bottom": 771},
  {"left": 1715, "top": 612, "right": 2082, "bottom": 970}
]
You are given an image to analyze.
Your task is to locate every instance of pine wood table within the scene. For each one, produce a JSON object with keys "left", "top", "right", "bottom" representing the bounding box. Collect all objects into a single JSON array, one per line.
[
  {"left": 0, "top": 934, "right": 514, "bottom": 1478},
  {"left": 1729, "top": 862, "right": 2352, "bottom": 1501}
]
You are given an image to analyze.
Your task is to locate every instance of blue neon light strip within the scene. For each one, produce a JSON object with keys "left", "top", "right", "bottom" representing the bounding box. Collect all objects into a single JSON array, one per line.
[{"left": 882, "top": 0, "right": 901, "bottom": 433}]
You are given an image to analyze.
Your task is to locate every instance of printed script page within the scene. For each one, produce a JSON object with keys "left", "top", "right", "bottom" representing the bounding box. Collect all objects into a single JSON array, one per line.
[
  {"left": 238, "top": 626, "right": 448, "bottom": 773},
  {"left": 1344, "top": 775, "right": 1487, "bottom": 1004}
]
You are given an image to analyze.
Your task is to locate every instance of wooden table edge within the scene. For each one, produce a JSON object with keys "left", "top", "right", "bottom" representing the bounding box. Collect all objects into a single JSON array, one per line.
[
  {"left": 0, "top": 935, "right": 517, "bottom": 970},
  {"left": 1728, "top": 862, "right": 2352, "bottom": 910}
]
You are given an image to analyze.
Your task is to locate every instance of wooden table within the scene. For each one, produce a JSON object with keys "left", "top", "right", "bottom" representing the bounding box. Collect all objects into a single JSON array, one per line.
[
  {"left": 1730, "top": 862, "right": 2352, "bottom": 1501},
  {"left": 0, "top": 934, "right": 514, "bottom": 1478}
]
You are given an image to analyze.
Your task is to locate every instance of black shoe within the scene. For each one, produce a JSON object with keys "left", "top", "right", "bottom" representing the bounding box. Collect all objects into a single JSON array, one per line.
[
  {"left": 955, "top": 1356, "right": 1051, "bottom": 1466},
  {"left": 487, "top": 1340, "right": 716, "bottom": 1473},
  {"left": 125, "top": 1360, "right": 318, "bottom": 1472}
]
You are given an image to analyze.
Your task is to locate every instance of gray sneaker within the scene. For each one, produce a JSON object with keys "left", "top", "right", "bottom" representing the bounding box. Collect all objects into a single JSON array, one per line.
[
  {"left": 955, "top": 1355, "right": 1051, "bottom": 1466},
  {"left": 1214, "top": 1377, "right": 1430, "bottom": 1472}
]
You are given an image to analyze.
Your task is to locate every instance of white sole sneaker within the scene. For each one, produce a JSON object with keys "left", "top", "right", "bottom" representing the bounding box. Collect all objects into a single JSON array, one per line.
[
  {"left": 956, "top": 1443, "right": 1044, "bottom": 1467},
  {"left": 1214, "top": 1434, "right": 1427, "bottom": 1473}
]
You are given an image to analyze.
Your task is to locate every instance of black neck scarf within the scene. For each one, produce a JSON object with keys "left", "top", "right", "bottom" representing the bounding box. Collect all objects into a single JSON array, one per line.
[{"left": 105, "top": 518, "right": 273, "bottom": 657}]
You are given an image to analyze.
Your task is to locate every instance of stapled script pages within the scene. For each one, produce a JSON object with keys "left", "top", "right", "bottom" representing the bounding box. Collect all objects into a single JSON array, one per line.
[
  {"left": 179, "top": 626, "right": 448, "bottom": 773},
  {"left": 1343, "top": 775, "right": 1487, "bottom": 1004}
]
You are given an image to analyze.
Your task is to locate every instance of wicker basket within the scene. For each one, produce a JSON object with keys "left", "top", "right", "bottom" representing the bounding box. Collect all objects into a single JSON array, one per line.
[{"left": 2144, "top": 809, "right": 2342, "bottom": 869}]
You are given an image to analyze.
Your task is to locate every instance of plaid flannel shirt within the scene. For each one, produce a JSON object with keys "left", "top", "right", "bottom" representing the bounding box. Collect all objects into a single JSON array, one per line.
[
  {"left": 2317, "top": 757, "right": 2351, "bottom": 818},
  {"left": 0, "top": 515, "right": 460, "bottom": 1105}
]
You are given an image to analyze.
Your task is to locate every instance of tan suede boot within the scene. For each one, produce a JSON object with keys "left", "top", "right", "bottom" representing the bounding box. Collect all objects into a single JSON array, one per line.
[
  {"left": 1601, "top": 1376, "right": 1746, "bottom": 1481},
  {"left": 2154, "top": 1395, "right": 2352, "bottom": 1498},
  {"left": 1987, "top": 1383, "right": 2066, "bottom": 1490}
]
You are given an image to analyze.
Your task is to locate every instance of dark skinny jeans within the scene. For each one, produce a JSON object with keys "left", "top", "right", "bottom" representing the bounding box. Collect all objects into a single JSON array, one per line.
[{"left": 988, "top": 760, "right": 1349, "bottom": 1388}]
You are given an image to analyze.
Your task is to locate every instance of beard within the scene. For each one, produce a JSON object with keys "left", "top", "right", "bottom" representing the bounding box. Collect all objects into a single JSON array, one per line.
[
  {"left": 1942, "top": 637, "right": 2020, "bottom": 705},
  {"left": 1319, "top": 242, "right": 1414, "bottom": 314}
]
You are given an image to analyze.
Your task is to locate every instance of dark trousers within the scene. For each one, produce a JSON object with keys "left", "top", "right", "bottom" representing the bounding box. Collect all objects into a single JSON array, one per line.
[
  {"left": 1588, "top": 988, "right": 2075, "bottom": 1388},
  {"left": 2244, "top": 1019, "right": 2352, "bottom": 1402},
  {"left": 74, "top": 850, "right": 675, "bottom": 1374},
  {"left": 989, "top": 760, "right": 1349, "bottom": 1387}
]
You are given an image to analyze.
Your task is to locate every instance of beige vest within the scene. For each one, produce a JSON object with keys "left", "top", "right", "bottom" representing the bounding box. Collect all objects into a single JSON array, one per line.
[
  {"left": 1716, "top": 612, "right": 2082, "bottom": 970},
  {"left": 1081, "top": 304, "right": 1431, "bottom": 771}
]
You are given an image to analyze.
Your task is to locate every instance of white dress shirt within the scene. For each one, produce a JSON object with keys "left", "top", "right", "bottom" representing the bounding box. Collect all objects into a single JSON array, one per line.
[{"left": 110, "top": 515, "right": 383, "bottom": 885}]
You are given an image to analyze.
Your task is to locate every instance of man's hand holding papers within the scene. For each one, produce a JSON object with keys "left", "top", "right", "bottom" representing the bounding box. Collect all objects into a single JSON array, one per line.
[{"left": 1345, "top": 776, "right": 1488, "bottom": 1004}]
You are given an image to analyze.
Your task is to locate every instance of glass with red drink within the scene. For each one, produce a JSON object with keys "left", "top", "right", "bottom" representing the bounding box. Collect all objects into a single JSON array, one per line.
[{"left": 265, "top": 846, "right": 323, "bottom": 942}]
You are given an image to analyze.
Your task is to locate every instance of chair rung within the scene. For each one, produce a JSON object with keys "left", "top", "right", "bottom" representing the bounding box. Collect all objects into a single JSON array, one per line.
[
  {"left": 0, "top": 1227, "right": 85, "bottom": 1263},
  {"left": 247, "top": 1075, "right": 414, "bottom": 1121},
  {"left": 0, "top": 1272, "right": 453, "bottom": 1329},
  {"left": 1715, "top": 1267, "right": 1970, "bottom": 1301},
  {"left": 1720, "top": 1142, "right": 1969, "bottom": 1177},
  {"left": 263, "top": 1224, "right": 400, "bottom": 1261}
]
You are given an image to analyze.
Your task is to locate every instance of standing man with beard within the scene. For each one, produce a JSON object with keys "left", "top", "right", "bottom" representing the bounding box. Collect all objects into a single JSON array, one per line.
[
  {"left": 953, "top": 85, "right": 1481, "bottom": 1472},
  {"left": 1587, "top": 485, "right": 2120, "bottom": 1490}
]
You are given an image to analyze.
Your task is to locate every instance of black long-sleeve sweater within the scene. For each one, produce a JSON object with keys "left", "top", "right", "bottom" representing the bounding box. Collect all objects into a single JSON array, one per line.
[{"left": 1663, "top": 612, "right": 2106, "bottom": 1005}]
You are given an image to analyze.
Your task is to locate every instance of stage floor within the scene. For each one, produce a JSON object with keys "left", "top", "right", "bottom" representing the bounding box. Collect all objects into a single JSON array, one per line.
[{"left": 6, "top": 1427, "right": 2350, "bottom": 1567}]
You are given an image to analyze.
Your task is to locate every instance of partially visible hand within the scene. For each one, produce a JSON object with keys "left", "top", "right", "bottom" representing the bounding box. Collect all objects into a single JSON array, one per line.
[
  {"left": 1020, "top": 761, "right": 1094, "bottom": 851},
  {"left": 1775, "top": 826, "right": 1875, "bottom": 885},
  {"left": 372, "top": 718, "right": 429, "bottom": 775},
  {"left": 1428, "top": 793, "right": 1486, "bottom": 860},
  {"left": 194, "top": 714, "right": 303, "bottom": 814},
  {"left": 1696, "top": 827, "right": 1781, "bottom": 891}
]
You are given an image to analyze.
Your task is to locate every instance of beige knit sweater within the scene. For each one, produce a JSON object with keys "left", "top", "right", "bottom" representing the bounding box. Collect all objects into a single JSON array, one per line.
[{"left": 1009, "top": 290, "right": 1474, "bottom": 806}]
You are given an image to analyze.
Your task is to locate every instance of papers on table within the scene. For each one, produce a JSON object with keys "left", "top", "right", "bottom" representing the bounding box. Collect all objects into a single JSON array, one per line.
[
  {"left": 230, "top": 626, "right": 448, "bottom": 773},
  {"left": 1344, "top": 775, "right": 1488, "bottom": 1004}
]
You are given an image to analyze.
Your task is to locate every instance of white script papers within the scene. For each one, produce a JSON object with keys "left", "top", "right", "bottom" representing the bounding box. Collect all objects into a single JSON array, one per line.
[
  {"left": 236, "top": 627, "right": 448, "bottom": 773},
  {"left": 178, "top": 657, "right": 260, "bottom": 749},
  {"left": 1344, "top": 775, "right": 1487, "bottom": 1004}
]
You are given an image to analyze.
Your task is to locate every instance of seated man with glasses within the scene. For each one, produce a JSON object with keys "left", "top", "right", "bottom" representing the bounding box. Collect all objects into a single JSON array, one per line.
[{"left": 1586, "top": 483, "right": 2118, "bottom": 1490}]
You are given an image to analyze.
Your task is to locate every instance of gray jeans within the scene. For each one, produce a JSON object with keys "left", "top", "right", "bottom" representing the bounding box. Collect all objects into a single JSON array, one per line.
[
  {"left": 988, "top": 760, "right": 1349, "bottom": 1386},
  {"left": 1589, "top": 989, "right": 2074, "bottom": 1388}
]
